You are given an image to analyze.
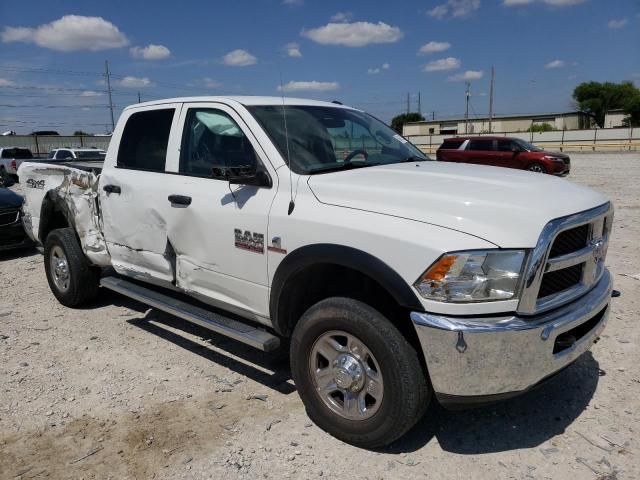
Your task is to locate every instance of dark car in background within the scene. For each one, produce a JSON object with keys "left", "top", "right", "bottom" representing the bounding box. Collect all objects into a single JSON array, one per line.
[
  {"left": 0, "top": 187, "right": 32, "bottom": 252},
  {"left": 436, "top": 136, "right": 570, "bottom": 176}
]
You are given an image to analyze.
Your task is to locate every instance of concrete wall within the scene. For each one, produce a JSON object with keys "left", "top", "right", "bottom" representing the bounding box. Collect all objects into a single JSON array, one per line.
[
  {"left": 0, "top": 135, "right": 111, "bottom": 157},
  {"left": 406, "top": 127, "right": 639, "bottom": 154}
]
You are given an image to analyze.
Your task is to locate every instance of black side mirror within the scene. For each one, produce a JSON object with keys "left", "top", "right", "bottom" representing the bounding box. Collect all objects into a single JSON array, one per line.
[{"left": 227, "top": 165, "right": 272, "bottom": 188}]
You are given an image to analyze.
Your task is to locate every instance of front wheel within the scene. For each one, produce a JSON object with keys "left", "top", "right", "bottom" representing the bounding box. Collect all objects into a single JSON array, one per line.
[
  {"left": 527, "top": 162, "right": 547, "bottom": 173},
  {"left": 291, "top": 297, "right": 430, "bottom": 448},
  {"left": 44, "top": 227, "right": 100, "bottom": 307}
]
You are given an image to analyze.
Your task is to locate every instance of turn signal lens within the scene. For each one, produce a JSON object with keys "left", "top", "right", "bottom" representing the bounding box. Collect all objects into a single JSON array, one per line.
[{"left": 421, "top": 255, "right": 458, "bottom": 282}]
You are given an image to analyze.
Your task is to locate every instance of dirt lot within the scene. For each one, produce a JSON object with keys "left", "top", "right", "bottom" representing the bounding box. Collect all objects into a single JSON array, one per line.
[{"left": 1, "top": 153, "right": 639, "bottom": 480}]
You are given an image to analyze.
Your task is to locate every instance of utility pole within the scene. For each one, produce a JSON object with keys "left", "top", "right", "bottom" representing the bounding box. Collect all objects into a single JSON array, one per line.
[
  {"left": 464, "top": 82, "right": 471, "bottom": 134},
  {"left": 488, "top": 66, "right": 495, "bottom": 133},
  {"left": 138, "top": 91, "right": 141, "bottom": 103},
  {"left": 406, "top": 93, "right": 410, "bottom": 114},
  {"left": 104, "top": 60, "right": 115, "bottom": 132},
  {"left": 432, "top": 111, "right": 435, "bottom": 120},
  {"left": 417, "top": 92, "right": 421, "bottom": 115}
]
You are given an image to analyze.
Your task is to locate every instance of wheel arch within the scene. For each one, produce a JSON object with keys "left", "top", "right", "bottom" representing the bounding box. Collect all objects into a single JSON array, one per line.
[
  {"left": 38, "top": 190, "right": 75, "bottom": 243},
  {"left": 269, "top": 244, "right": 424, "bottom": 338}
]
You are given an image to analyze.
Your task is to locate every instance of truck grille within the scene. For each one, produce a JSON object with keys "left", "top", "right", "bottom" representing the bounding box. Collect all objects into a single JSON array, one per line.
[
  {"left": 549, "top": 224, "right": 589, "bottom": 258},
  {"left": 0, "top": 208, "right": 20, "bottom": 227},
  {"left": 518, "top": 203, "right": 613, "bottom": 315},
  {"left": 539, "top": 264, "right": 583, "bottom": 298}
]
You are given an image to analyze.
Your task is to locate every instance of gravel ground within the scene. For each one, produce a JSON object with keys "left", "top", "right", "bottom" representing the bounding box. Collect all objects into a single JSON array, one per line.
[{"left": 1, "top": 153, "right": 639, "bottom": 480}]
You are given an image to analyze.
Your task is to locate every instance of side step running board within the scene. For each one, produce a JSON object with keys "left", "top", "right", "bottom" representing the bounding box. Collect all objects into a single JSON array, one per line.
[{"left": 100, "top": 276, "right": 281, "bottom": 352}]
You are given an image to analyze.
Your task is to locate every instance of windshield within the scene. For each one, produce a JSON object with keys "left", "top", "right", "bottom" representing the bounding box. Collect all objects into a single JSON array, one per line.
[
  {"left": 75, "top": 150, "right": 106, "bottom": 159},
  {"left": 513, "top": 138, "right": 543, "bottom": 152},
  {"left": 249, "top": 105, "right": 429, "bottom": 174}
]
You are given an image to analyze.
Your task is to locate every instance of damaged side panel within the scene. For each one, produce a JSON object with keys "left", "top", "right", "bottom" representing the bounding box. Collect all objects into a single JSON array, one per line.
[{"left": 18, "top": 163, "right": 111, "bottom": 266}]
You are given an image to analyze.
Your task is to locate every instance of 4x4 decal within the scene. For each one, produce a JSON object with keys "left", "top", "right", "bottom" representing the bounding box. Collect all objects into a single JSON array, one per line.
[{"left": 234, "top": 229, "right": 264, "bottom": 254}]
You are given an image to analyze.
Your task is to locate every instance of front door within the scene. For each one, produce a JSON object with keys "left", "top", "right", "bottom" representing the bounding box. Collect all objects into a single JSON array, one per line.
[
  {"left": 466, "top": 138, "right": 497, "bottom": 166},
  {"left": 160, "top": 103, "right": 278, "bottom": 322}
]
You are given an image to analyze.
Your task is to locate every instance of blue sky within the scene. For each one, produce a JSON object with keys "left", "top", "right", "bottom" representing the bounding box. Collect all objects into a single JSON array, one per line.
[{"left": 1, "top": 0, "right": 638, "bottom": 133}]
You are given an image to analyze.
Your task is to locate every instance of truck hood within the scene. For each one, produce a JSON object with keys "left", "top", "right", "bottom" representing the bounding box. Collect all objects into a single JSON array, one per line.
[{"left": 307, "top": 161, "right": 608, "bottom": 247}]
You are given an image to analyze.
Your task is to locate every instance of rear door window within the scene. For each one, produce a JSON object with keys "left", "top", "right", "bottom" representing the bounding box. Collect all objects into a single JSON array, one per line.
[
  {"left": 468, "top": 139, "right": 494, "bottom": 151},
  {"left": 117, "top": 109, "right": 175, "bottom": 172}
]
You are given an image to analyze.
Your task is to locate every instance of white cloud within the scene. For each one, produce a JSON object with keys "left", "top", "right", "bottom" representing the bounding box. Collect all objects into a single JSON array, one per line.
[
  {"left": 222, "top": 49, "right": 257, "bottom": 66},
  {"left": 543, "top": 0, "right": 586, "bottom": 5},
  {"left": 418, "top": 41, "right": 451, "bottom": 54},
  {"left": 367, "top": 63, "right": 390, "bottom": 74},
  {"left": 448, "top": 70, "right": 484, "bottom": 81},
  {"left": 301, "top": 21, "right": 403, "bottom": 47},
  {"left": 118, "top": 76, "right": 153, "bottom": 88},
  {"left": 330, "top": 12, "right": 353, "bottom": 22},
  {"left": 130, "top": 44, "right": 171, "bottom": 60},
  {"left": 607, "top": 19, "right": 628, "bottom": 29},
  {"left": 0, "top": 78, "right": 16, "bottom": 87},
  {"left": 202, "top": 77, "right": 222, "bottom": 88},
  {"left": 545, "top": 59, "right": 565, "bottom": 69},
  {"left": 1, "top": 15, "right": 128, "bottom": 51},
  {"left": 80, "top": 90, "right": 103, "bottom": 96},
  {"left": 282, "top": 0, "right": 303, "bottom": 5},
  {"left": 428, "top": 0, "right": 480, "bottom": 19},
  {"left": 277, "top": 81, "right": 339, "bottom": 92},
  {"left": 502, "top": 0, "right": 535, "bottom": 5},
  {"left": 423, "top": 57, "right": 461, "bottom": 72},
  {"left": 284, "top": 42, "right": 302, "bottom": 57}
]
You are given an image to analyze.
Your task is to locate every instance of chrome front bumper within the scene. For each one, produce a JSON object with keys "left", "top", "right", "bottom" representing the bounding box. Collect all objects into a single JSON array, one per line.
[{"left": 411, "top": 268, "right": 612, "bottom": 403}]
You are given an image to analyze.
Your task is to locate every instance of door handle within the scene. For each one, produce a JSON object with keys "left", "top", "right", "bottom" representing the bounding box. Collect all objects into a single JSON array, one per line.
[
  {"left": 103, "top": 184, "right": 121, "bottom": 194},
  {"left": 168, "top": 194, "right": 192, "bottom": 206}
]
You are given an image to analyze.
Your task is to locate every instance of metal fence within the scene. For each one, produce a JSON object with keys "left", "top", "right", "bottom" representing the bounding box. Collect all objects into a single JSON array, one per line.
[
  {"left": 0, "top": 135, "right": 111, "bottom": 157},
  {"left": 405, "top": 127, "right": 639, "bottom": 154}
]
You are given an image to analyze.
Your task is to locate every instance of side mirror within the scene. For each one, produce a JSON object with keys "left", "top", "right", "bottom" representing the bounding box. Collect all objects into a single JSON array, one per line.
[{"left": 227, "top": 165, "right": 272, "bottom": 188}]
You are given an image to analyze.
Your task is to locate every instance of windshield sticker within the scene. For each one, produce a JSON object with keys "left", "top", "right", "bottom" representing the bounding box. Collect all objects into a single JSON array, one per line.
[
  {"left": 393, "top": 134, "right": 408, "bottom": 144},
  {"left": 234, "top": 229, "right": 264, "bottom": 254}
]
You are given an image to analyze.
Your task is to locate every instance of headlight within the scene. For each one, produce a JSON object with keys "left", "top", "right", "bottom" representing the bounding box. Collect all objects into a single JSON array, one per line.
[
  {"left": 544, "top": 156, "right": 564, "bottom": 163},
  {"left": 414, "top": 250, "right": 526, "bottom": 303}
]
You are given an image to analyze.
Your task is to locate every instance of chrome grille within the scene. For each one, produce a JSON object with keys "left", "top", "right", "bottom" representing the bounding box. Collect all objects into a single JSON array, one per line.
[{"left": 518, "top": 203, "right": 613, "bottom": 315}]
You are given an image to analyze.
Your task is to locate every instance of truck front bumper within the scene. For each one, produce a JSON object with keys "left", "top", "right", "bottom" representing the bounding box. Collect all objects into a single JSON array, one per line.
[{"left": 410, "top": 268, "right": 612, "bottom": 407}]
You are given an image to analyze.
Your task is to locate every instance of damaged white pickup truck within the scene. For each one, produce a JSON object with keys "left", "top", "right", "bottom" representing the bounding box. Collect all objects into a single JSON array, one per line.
[{"left": 19, "top": 97, "right": 616, "bottom": 447}]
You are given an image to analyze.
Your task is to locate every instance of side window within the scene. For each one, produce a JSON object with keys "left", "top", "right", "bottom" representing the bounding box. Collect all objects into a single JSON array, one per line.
[
  {"left": 179, "top": 108, "right": 258, "bottom": 177},
  {"left": 117, "top": 109, "right": 174, "bottom": 171},
  {"left": 57, "top": 150, "right": 73, "bottom": 159},
  {"left": 497, "top": 140, "right": 514, "bottom": 152},
  {"left": 468, "top": 139, "right": 494, "bottom": 151}
]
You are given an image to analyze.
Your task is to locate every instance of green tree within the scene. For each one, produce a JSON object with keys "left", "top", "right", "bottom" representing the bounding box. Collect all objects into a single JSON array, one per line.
[
  {"left": 572, "top": 81, "right": 640, "bottom": 128},
  {"left": 622, "top": 92, "right": 640, "bottom": 127},
  {"left": 390, "top": 112, "right": 425, "bottom": 134},
  {"left": 527, "top": 123, "right": 554, "bottom": 132}
]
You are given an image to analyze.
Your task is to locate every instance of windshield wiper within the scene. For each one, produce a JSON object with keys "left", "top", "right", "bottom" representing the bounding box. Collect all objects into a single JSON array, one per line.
[
  {"left": 402, "top": 155, "right": 429, "bottom": 162},
  {"left": 307, "top": 162, "right": 371, "bottom": 174}
]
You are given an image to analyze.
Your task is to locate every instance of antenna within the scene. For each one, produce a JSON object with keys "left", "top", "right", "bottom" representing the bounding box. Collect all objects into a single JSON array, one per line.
[{"left": 279, "top": 70, "right": 295, "bottom": 215}]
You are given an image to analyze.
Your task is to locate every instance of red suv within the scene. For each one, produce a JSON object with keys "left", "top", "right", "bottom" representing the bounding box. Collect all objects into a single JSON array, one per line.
[{"left": 436, "top": 136, "right": 570, "bottom": 176}]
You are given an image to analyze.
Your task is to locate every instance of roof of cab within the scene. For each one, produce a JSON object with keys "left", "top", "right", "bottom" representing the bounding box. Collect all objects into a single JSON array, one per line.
[{"left": 124, "top": 96, "right": 355, "bottom": 111}]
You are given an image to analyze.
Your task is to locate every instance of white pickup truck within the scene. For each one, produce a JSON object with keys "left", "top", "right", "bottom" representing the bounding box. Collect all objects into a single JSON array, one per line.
[{"left": 18, "top": 96, "right": 615, "bottom": 447}]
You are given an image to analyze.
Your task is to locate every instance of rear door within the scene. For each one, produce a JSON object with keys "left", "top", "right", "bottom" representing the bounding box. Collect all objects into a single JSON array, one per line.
[
  {"left": 466, "top": 138, "right": 496, "bottom": 166},
  {"left": 100, "top": 104, "right": 182, "bottom": 284}
]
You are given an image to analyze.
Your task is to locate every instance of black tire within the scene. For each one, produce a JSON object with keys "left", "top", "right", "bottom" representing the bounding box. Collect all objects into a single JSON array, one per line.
[
  {"left": 527, "top": 162, "right": 547, "bottom": 173},
  {"left": 44, "top": 227, "right": 100, "bottom": 307},
  {"left": 290, "top": 297, "right": 430, "bottom": 448}
]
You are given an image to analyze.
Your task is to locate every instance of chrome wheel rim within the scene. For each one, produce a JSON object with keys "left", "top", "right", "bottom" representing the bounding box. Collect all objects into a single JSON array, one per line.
[
  {"left": 50, "top": 245, "right": 70, "bottom": 292},
  {"left": 528, "top": 164, "right": 544, "bottom": 173},
  {"left": 309, "top": 330, "right": 384, "bottom": 420}
]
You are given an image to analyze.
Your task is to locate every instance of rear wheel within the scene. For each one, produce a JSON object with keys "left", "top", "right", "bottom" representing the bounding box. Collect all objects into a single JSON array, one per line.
[
  {"left": 291, "top": 297, "right": 430, "bottom": 448},
  {"left": 527, "top": 162, "right": 547, "bottom": 173},
  {"left": 44, "top": 227, "right": 100, "bottom": 307}
]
